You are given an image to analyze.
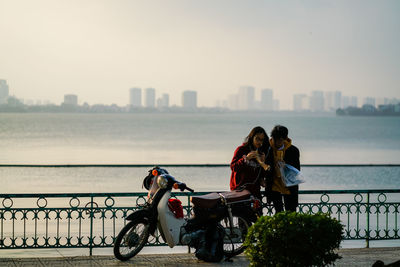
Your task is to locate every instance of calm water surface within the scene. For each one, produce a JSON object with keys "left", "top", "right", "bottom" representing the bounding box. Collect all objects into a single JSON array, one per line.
[
  {"left": 1, "top": 112, "right": 400, "bottom": 165},
  {"left": 1, "top": 113, "right": 400, "bottom": 254},
  {"left": 1, "top": 112, "right": 400, "bottom": 192}
]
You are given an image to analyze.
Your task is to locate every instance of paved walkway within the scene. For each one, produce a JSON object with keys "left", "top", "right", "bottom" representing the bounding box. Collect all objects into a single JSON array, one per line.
[{"left": 0, "top": 247, "right": 400, "bottom": 267}]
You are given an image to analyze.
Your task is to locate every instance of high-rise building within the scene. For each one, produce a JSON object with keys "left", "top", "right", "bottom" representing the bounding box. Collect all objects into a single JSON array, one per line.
[
  {"left": 333, "top": 91, "right": 342, "bottom": 110},
  {"left": 324, "top": 91, "right": 342, "bottom": 111},
  {"left": 145, "top": 88, "right": 156, "bottom": 108},
  {"left": 260, "top": 89, "right": 273, "bottom": 111},
  {"left": 273, "top": 99, "right": 280, "bottom": 111},
  {"left": 342, "top": 96, "right": 351, "bottom": 109},
  {"left": 309, "top": 91, "right": 324, "bottom": 111},
  {"left": 0, "top": 79, "right": 9, "bottom": 104},
  {"left": 342, "top": 95, "right": 357, "bottom": 108},
  {"left": 363, "top": 97, "right": 376, "bottom": 107},
  {"left": 157, "top": 93, "right": 169, "bottom": 108},
  {"left": 182, "top": 90, "right": 197, "bottom": 108},
  {"left": 129, "top": 88, "right": 142, "bottom": 107},
  {"left": 63, "top": 94, "right": 78, "bottom": 106},
  {"left": 350, "top": 96, "right": 358, "bottom": 107},
  {"left": 228, "top": 94, "right": 239, "bottom": 110},
  {"left": 293, "top": 94, "right": 308, "bottom": 111},
  {"left": 384, "top": 98, "right": 400, "bottom": 105},
  {"left": 376, "top": 98, "right": 386, "bottom": 107},
  {"left": 324, "top": 91, "right": 334, "bottom": 111},
  {"left": 238, "top": 86, "right": 255, "bottom": 110}
]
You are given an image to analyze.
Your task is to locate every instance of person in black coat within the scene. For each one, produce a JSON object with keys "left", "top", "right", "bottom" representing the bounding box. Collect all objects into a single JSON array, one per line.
[{"left": 265, "top": 125, "right": 300, "bottom": 213}]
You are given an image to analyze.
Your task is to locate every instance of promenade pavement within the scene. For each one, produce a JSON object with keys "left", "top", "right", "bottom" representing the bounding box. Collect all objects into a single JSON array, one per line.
[{"left": 0, "top": 247, "right": 399, "bottom": 267}]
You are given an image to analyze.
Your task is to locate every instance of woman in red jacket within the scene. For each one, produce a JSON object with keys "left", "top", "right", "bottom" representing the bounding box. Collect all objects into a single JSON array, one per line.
[{"left": 229, "top": 126, "right": 270, "bottom": 200}]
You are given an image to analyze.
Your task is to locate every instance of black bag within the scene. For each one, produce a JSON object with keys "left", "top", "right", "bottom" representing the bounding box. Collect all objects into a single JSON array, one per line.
[
  {"left": 193, "top": 205, "right": 227, "bottom": 223},
  {"left": 195, "top": 224, "right": 225, "bottom": 262}
]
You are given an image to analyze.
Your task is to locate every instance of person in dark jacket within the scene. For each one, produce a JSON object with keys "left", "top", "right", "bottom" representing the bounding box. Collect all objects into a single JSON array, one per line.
[
  {"left": 266, "top": 125, "right": 300, "bottom": 213},
  {"left": 230, "top": 126, "right": 270, "bottom": 200}
]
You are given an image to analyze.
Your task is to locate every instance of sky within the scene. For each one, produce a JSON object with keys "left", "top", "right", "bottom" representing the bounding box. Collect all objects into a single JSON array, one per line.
[{"left": 0, "top": 0, "right": 399, "bottom": 109}]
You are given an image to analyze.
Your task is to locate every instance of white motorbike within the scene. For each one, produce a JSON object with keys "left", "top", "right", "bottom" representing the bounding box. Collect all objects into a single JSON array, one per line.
[{"left": 113, "top": 167, "right": 261, "bottom": 262}]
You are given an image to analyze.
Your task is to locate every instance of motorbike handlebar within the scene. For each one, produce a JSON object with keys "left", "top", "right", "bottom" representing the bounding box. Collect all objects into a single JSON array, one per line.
[
  {"left": 177, "top": 182, "right": 194, "bottom": 193},
  {"left": 185, "top": 186, "right": 194, "bottom": 193}
]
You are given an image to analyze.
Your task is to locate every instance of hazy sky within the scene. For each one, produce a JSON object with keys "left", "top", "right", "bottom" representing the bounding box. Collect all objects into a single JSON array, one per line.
[{"left": 1, "top": 0, "right": 399, "bottom": 109}]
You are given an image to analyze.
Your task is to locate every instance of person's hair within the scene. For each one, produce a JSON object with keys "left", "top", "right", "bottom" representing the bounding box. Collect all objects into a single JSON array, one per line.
[
  {"left": 271, "top": 125, "right": 289, "bottom": 140},
  {"left": 244, "top": 126, "right": 269, "bottom": 151}
]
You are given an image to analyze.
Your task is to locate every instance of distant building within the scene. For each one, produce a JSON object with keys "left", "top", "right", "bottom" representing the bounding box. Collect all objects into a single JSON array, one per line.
[
  {"left": 325, "top": 91, "right": 342, "bottom": 111},
  {"left": 260, "top": 89, "right": 273, "bottom": 111},
  {"left": 293, "top": 94, "right": 308, "bottom": 111},
  {"left": 157, "top": 93, "right": 169, "bottom": 108},
  {"left": 63, "top": 94, "right": 78, "bottom": 106},
  {"left": 350, "top": 96, "right": 358, "bottom": 107},
  {"left": 376, "top": 98, "right": 386, "bottom": 107},
  {"left": 144, "top": 88, "right": 156, "bottom": 108},
  {"left": 309, "top": 91, "right": 324, "bottom": 111},
  {"left": 273, "top": 99, "right": 280, "bottom": 111},
  {"left": 129, "top": 88, "right": 142, "bottom": 107},
  {"left": 385, "top": 98, "right": 400, "bottom": 105},
  {"left": 0, "top": 79, "right": 9, "bottom": 104},
  {"left": 324, "top": 91, "right": 334, "bottom": 111},
  {"left": 333, "top": 91, "right": 342, "bottom": 110},
  {"left": 342, "top": 96, "right": 351, "bottom": 109},
  {"left": 363, "top": 97, "right": 376, "bottom": 107},
  {"left": 228, "top": 94, "right": 239, "bottom": 110},
  {"left": 182, "top": 90, "right": 197, "bottom": 108},
  {"left": 238, "top": 86, "right": 255, "bottom": 110}
]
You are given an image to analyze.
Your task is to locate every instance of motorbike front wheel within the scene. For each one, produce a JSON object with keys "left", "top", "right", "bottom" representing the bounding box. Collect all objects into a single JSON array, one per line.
[
  {"left": 113, "top": 217, "right": 150, "bottom": 261},
  {"left": 220, "top": 215, "right": 250, "bottom": 257}
]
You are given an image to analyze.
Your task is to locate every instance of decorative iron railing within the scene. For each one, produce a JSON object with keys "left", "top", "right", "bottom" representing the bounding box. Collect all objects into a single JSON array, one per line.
[{"left": 1, "top": 189, "right": 399, "bottom": 255}]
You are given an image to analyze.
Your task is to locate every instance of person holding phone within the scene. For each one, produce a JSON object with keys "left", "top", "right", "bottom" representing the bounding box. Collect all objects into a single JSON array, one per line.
[
  {"left": 230, "top": 126, "right": 270, "bottom": 200},
  {"left": 265, "top": 125, "right": 300, "bottom": 213}
]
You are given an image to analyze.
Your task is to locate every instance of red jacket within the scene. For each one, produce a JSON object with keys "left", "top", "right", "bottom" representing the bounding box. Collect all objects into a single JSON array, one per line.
[{"left": 230, "top": 143, "right": 266, "bottom": 199}]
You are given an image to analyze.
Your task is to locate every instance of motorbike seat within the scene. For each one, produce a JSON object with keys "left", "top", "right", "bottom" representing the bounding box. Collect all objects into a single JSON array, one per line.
[{"left": 191, "top": 190, "right": 252, "bottom": 209}]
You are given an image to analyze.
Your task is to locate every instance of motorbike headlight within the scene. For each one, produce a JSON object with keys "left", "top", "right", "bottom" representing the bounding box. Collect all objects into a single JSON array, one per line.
[{"left": 157, "top": 175, "right": 168, "bottom": 189}]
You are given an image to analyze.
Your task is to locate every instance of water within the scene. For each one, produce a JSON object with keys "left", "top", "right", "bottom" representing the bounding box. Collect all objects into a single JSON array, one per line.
[
  {"left": 1, "top": 112, "right": 400, "bottom": 255},
  {"left": 1, "top": 112, "right": 400, "bottom": 192},
  {"left": 1, "top": 166, "right": 400, "bottom": 194},
  {"left": 1, "top": 113, "right": 400, "bottom": 165}
]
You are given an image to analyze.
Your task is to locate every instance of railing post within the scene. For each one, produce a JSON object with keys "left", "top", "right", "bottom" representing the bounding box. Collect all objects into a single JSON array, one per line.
[
  {"left": 89, "top": 196, "right": 94, "bottom": 256},
  {"left": 366, "top": 192, "right": 370, "bottom": 248},
  {"left": 187, "top": 192, "right": 191, "bottom": 254}
]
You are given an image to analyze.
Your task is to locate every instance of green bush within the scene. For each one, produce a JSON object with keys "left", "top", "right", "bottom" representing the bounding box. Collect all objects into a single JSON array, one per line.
[{"left": 244, "top": 212, "right": 344, "bottom": 267}]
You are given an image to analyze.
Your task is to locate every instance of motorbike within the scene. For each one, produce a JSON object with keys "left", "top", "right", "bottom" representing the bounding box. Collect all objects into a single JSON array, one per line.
[{"left": 113, "top": 166, "right": 261, "bottom": 262}]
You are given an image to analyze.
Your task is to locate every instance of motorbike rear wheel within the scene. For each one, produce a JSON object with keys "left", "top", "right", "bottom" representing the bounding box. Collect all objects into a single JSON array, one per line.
[
  {"left": 113, "top": 217, "right": 150, "bottom": 261},
  {"left": 220, "top": 215, "right": 250, "bottom": 257}
]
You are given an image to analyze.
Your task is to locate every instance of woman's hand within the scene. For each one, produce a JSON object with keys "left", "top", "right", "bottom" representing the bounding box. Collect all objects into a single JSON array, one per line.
[
  {"left": 259, "top": 162, "right": 271, "bottom": 171},
  {"left": 246, "top": 151, "right": 258, "bottom": 161},
  {"left": 255, "top": 153, "right": 270, "bottom": 171},
  {"left": 258, "top": 152, "right": 266, "bottom": 163}
]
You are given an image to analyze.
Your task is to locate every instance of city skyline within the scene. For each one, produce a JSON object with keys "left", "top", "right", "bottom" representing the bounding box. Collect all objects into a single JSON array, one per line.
[
  {"left": 3, "top": 79, "right": 399, "bottom": 112},
  {"left": 2, "top": 78, "right": 400, "bottom": 110},
  {"left": 1, "top": 1, "right": 399, "bottom": 110}
]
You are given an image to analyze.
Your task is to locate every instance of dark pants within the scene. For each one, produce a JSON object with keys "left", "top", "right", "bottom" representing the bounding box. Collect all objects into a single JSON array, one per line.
[{"left": 270, "top": 185, "right": 299, "bottom": 213}]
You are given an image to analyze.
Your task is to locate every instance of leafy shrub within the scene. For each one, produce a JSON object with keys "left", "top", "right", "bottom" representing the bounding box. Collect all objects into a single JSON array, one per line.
[{"left": 244, "top": 212, "right": 344, "bottom": 267}]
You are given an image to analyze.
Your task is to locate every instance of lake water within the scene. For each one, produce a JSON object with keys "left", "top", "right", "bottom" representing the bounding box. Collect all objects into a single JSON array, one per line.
[
  {"left": 1, "top": 112, "right": 400, "bottom": 165},
  {"left": 1, "top": 112, "right": 400, "bottom": 193},
  {"left": 1, "top": 112, "right": 400, "bottom": 192},
  {"left": 1, "top": 112, "right": 399, "bottom": 255}
]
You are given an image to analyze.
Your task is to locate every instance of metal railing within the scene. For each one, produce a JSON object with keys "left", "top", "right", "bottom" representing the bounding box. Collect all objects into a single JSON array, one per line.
[{"left": 1, "top": 189, "right": 399, "bottom": 255}]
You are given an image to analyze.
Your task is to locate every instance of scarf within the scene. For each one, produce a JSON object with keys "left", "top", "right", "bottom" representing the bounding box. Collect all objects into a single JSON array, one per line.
[{"left": 269, "top": 138, "right": 292, "bottom": 194}]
